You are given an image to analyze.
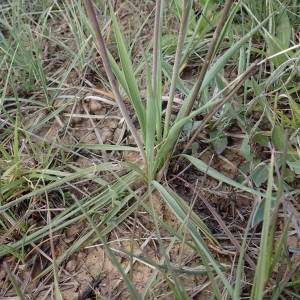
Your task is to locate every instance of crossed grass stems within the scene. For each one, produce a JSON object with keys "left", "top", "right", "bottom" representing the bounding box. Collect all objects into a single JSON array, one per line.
[{"left": 1, "top": 0, "right": 299, "bottom": 298}]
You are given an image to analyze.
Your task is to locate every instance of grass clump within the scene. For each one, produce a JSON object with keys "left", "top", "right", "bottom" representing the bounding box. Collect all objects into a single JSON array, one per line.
[{"left": 1, "top": 0, "right": 299, "bottom": 298}]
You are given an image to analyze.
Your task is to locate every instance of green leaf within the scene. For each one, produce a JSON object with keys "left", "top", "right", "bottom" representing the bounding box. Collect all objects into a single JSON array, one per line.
[
  {"left": 265, "top": 35, "right": 289, "bottom": 66},
  {"left": 276, "top": 10, "right": 291, "bottom": 50},
  {"left": 265, "top": 10, "right": 291, "bottom": 67},
  {"left": 253, "top": 133, "right": 269, "bottom": 147},
  {"left": 240, "top": 136, "right": 252, "bottom": 161},
  {"left": 210, "top": 130, "right": 228, "bottom": 155},
  {"left": 252, "top": 164, "right": 268, "bottom": 187},
  {"left": 252, "top": 155, "right": 275, "bottom": 298},
  {"left": 183, "top": 120, "right": 201, "bottom": 132},
  {"left": 109, "top": 4, "right": 146, "bottom": 136},
  {"left": 287, "top": 160, "right": 300, "bottom": 175},
  {"left": 271, "top": 125, "right": 285, "bottom": 151},
  {"left": 181, "top": 154, "right": 266, "bottom": 198},
  {"left": 283, "top": 167, "right": 295, "bottom": 183}
]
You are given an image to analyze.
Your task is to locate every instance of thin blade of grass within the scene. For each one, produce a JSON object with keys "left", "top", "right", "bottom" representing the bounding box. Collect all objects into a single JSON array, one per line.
[
  {"left": 164, "top": 0, "right": 191, "bottom": 138},
  {"left": 145, "top": 60, "right": 156, "bottom": 179},
  {"left": 251, "top": 151, "right": 275, "bottom": 299},
  {"left": 233, "top": 214, "right": 253, "bottom": 300},
  {"left": 181, "top": 154, "right": 267, "bottom": 199},
  {"left": 74, "top": 144, "right": 139, "bottom": 152},
  {"left": 108, "top": 2, "right": 146, "bottom": 137},
  {"left": 151, "top": 0, "right": 163, "bottom": 142}
]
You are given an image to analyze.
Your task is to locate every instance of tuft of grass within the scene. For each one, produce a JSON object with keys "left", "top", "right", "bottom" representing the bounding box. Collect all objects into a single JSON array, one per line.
[{"left": 1, "top": 0, "right": 299, "bottom": 298}]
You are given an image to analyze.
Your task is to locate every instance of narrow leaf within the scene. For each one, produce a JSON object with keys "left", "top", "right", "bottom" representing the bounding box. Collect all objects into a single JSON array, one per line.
[{"left": 181, "top": 154, "right": 266, "bottom": 198}]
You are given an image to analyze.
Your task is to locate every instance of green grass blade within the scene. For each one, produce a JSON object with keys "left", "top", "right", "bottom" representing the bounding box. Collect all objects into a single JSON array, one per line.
[
  {"left": 109, "top": 3, "right": 146, "bottom": 138},
  {"left": 251, "top": 152, "right": 275, "bottom": 299},
  {"left": 181, "top": 154, "right": 266, "bottom": 198},
  {"left": 200, "top": 15, "right": 271, "bottom": 92},
  {"left": 151, "top": 0, "right": 163, "bottom": 142},
  {"left": 144, "top": 61, "right": 156, "bottom": 179},
  {"left": 164, "top": 0, "right": 191, "bottom": 138}
]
